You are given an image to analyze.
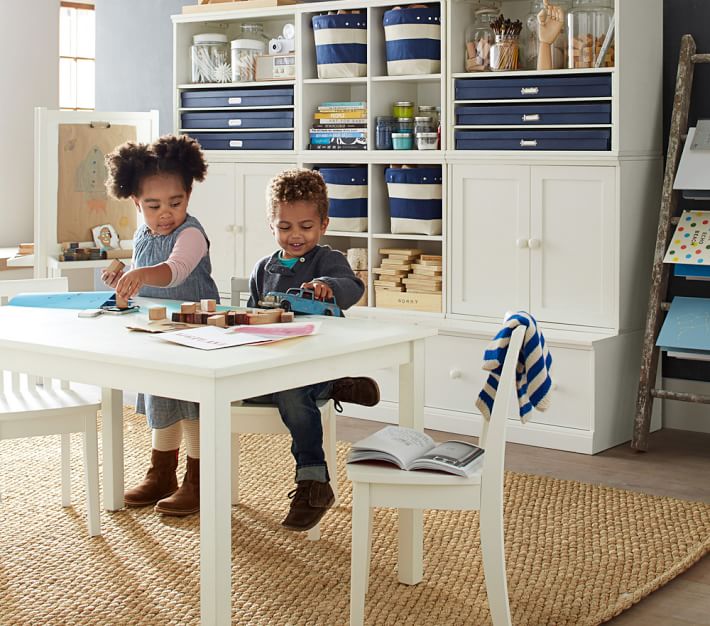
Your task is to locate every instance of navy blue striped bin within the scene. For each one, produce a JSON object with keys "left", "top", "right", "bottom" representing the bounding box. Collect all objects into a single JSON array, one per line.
[
  {"left": 312, "top": 13, "right": 367, "bottom": 79},
  {"left": 385, "top": 167, "right": 442, "bottom": 235},
  {"left": 320, "top": 167, "right": 368, "bottom": 232},
  {"left": 383, "top": 5, "right": 441, "bottom": 76}
]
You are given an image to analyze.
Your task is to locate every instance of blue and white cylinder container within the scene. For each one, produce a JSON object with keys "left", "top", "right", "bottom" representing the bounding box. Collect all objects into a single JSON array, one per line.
[
  {"left": 312, "top": 13, "right": 367, "bottom": 79},
  {"left": 320, "top": 167, "right": 368, "bottom": 232},
  {"left": 383, "top": 5, "right": 441, "bottom": 76},
  {"left": 385, "top": 167, "right": 442, "bottom": 235}
]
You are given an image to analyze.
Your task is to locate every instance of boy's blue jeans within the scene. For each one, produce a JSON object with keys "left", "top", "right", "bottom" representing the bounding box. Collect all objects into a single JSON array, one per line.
[{"left": 245, "top": 380, "right": 334, "bottom": 483}]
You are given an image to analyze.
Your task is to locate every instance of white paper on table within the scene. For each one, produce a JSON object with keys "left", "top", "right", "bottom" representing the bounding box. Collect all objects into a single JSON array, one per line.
[{"left": 159, "top": 321, "right": 320, "bottom": 350}]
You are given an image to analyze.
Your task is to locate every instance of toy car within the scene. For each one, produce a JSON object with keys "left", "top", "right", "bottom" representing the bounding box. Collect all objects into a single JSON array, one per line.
[{"left": 259, "top": 287, "right": 342, "bottom": 317}]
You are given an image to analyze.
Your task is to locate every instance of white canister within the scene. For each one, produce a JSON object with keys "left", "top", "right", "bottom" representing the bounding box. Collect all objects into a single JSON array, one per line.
[{"left": 231, "top": 38, "right": 266, "bottom": 82}]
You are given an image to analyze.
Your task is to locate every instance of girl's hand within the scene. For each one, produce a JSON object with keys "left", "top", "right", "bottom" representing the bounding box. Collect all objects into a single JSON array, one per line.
[
  {"left": 301, "top": 280, "right": 333, "bottom": 301},
  {"left": 101, "top": 268, "right": 123, "bottom": 288},
  {"left": 115, "top": 268, "right": 148, "bottom": 300}
]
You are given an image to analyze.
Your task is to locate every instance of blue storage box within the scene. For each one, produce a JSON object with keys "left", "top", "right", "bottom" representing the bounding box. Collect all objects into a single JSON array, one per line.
[
  {"left": 454, "top": 129, "right": 611, "bottom": 151},
  {"left": 455, "top": 102, "right": 612, "bottom": 126},
  {"left": 319, "top": 167, "right": 368, "bottom": 232},
  {"left": 181, "top": 87, "right": 294, "bottom": 108},
  {"left": 187, "top": 131, "right": 293, "bottom": 151},
  {"left": 454, "top": 74, "right": 612, "bottom": 100},
  {"left": 181, "top": 110, "right": 294, "bottom": 130},
  {"left": 383, "top": 6, "right": 441, "bottom": 76},
  {"left": 385, "top": 167, "right": 442, "bottom": 235},
  {"left": 312, "top": 13, "right": 367, "bottom": 79}
]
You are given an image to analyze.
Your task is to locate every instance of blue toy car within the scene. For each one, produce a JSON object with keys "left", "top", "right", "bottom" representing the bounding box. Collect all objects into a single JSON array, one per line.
[{"left": 260, "top": 288, "right": 342, "bottom": 317}]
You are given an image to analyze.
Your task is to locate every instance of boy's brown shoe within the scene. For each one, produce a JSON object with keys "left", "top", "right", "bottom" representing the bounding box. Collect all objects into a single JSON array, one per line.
[
  {"left": 330, "top": 377, "right": 380, "bottom": 411},
  {"left": 124, "top": 448, "right": 179, "bottom": 507},
  {"left": 281, "top": 480, "right": 335, "bottom": 531}
]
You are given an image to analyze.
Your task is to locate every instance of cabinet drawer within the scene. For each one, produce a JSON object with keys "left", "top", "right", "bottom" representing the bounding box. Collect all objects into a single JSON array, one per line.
[
  {"left": 455, "top": 102, "right": 611, "bottom": 126},
  {"left": 455, "top": 129, "right": 610, "bottom": 151},
  {"left": 186, "top": 131, "right": 293, "bottom": 150},
  {"left": 181, "top": 110, "right": 294, "bottom": 129},
  {"left": 425, "top": 334, "right": 489, "bottom": 413},
  {"left": 454, "top": 74, "right": 611, "bottom": 100},
  {"left": 181, "top": 87, "right": 294, "bottom": 108}
]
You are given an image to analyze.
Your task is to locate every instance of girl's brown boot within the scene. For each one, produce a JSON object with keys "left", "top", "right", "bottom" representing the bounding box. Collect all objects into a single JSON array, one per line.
[
  {"left": 154, "top": 456, "right": 200, "bottom": 517},
  {"left": 124, "top": 449, "right": 179, "bottom": 507}
]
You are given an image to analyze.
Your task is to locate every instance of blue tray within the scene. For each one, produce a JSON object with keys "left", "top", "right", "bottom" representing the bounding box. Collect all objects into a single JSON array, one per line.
[
  {"left": 454, "top": 129, "right": 611, "bottom": 151},
  {"left": 187, "top": 131, "right": 293, "bottom": 151},
  {"left": 181, "top": 110, "right": 294, "bottom": 129},
  {"left": 456, "top": 102, "right": 611, "bottom": 125},
  {"left": 181, "top": 87, "right": 294, "bottom": 108},
  {"left": 455, "top": 74, "right": 612, "bottom": 100}
]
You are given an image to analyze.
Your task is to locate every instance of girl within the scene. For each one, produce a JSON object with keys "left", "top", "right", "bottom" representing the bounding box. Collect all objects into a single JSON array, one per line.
[{"left": 102, "top": 134, "right": 219, "bottom": 517}]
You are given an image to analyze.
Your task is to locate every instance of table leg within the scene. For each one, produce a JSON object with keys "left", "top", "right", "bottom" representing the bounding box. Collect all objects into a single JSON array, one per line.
[
  {"left": 398, "top": 338, "right": 425, "bottom": 585},
  {"left": 101, "top": 388, "right": 124, "bottom": 511},
  {"left": 200, "top": 388, "right": 233, "bottom": 625}
]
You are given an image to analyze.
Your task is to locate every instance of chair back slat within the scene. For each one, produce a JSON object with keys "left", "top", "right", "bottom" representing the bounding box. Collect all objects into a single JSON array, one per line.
[
  {"left": 480, "top": 326, "right": 525, "bottom": 504},
  {"left": 231, "top": 277, "right": 250, "bottom": 307}
]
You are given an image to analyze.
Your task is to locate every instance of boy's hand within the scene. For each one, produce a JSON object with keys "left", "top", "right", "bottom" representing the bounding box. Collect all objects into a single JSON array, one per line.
[
  {"left": 301, "top": 280, "right": 333, "bottom": 301},
  {"left": 101, "top": 267, "right": 123, "bottom": 288},
  {"left": 115, "top": 268, "right": 148, "bottom": 300}
]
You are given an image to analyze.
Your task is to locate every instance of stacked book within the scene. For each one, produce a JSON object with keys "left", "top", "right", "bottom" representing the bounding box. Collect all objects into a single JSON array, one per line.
[{"left": 309, "top": 101, "right": 367, "bottom": 151}]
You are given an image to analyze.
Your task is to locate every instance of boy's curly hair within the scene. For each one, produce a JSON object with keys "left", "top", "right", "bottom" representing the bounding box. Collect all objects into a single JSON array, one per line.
[
  {"left": 266, "top": 168, "right": 329, "bottom": 222},
  {"left": 104, "top": 134, "right": 207, "bottom": 199}
]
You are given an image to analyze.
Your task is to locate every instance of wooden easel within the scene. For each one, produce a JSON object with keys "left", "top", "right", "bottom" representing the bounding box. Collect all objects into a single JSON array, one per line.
[{"left": 632, "top": 34, "right": 710, "bottom": 451}]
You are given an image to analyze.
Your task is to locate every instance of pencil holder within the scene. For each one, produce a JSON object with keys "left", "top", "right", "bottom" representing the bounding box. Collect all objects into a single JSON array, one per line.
[{"left": 385, "top": 167, "right": 442, "bottom": 236}]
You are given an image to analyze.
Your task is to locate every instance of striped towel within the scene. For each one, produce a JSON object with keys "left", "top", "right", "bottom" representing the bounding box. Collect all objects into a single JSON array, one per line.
[{"left": 475, "top": 312, "right": 553, "bottom": 423}]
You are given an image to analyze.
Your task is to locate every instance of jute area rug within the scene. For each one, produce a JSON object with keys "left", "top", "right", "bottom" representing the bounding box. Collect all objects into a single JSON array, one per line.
[{"left": 1, "top": 407, "right": 709, "bottom": 626}]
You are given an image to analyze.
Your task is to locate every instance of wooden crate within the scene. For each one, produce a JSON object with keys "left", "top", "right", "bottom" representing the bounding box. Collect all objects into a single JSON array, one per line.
[{"left": 375, "top": 288, "right": 441, "bottom": 313}]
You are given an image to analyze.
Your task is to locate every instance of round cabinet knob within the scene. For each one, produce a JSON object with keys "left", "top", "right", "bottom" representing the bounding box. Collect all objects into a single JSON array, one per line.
[
  {"left": 528, "top": 238, "right": 542, "bottom": 249},
  {"left": 449, "top": 368, "right": 462, "bottom": 379},
  {"left": 225, "top": 224, "right": 236, "bottom": 233},
  {"left": 234, "top": 225, "right": 244, "bottom": 234},
  {"left": 515, "top": 238, "right": 529, "bottom": 249}
]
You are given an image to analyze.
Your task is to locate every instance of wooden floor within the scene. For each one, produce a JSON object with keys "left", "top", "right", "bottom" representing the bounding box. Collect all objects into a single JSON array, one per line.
[{"left": 337, "top": 417, "right": 710, "bottom": 626}]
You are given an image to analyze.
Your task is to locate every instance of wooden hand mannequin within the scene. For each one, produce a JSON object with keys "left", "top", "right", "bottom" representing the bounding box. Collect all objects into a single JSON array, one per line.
[{"left": 537, "top": 0, "right": 564, "bottom": 70}]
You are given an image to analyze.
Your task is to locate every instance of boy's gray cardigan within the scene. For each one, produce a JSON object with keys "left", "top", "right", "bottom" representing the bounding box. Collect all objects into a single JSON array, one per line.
[{"left": 247, "top": 245, "right": 364, "bottom": 310}]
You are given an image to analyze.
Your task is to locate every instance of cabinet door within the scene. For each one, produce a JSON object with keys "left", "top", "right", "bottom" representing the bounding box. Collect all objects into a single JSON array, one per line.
[
  {"left": 450, "top": 164, "right": 530, "bottom": 319},
  {"left": 530, "top": 166, "right": 616, "bottom": 327},
  {"left": 188, "top": 162, "right": 237, "bottom": 295},
  {"left": 235, "top": 162, "right": 297, "bottom": 278}
]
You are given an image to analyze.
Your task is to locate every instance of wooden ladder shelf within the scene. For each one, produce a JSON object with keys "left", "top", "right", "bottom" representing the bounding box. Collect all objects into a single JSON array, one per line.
[{"left": 633, "top": 34, "right": 710, "bottom": 451}]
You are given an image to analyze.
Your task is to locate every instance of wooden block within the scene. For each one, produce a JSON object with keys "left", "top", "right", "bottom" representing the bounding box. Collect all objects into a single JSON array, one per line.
[
  {"left": 375, "top": 288, "right": 441, "bottom": 312},
  {"left": 420, "top": 254, "right": 442, "bottom": 261},
  {"left": 104, "top": 248, "right": 133, "bottom": 259},
  {"left": 413, "top": 260, "right": 443, "bottom": 268},
  {"left": 412, "top": 266, "right": 443, "bottom": 276},
  {"left": 148, "top": 306, "right": 167, "bottom": 321},
  {"left": 181, "top": 302, "right": 197, "bottom": 314},
  {"left": 107, "top": 259, "right": 125, "bottom": 274},
  {"left": 280, "top": 311, "right": 295, "bottom": 323},
  {"left": 378, "top": 247, "right": 423, "bottom": 257},
  {"left": 247, "top": 309, "right": 283, "bottom": 324},
  {"left": 201, "top": 298, "right": 217, "bottom": 313},
  {"left": 208, "top": 314, "right": 227, "bottom": 327},
  {"left": 373, "top": 268, "right": 409, "bottom": 276}
]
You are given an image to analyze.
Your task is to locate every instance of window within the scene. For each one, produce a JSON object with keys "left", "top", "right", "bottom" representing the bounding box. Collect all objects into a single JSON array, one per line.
[{"left": 59, "top": 2, "right": 95, "bottom": 110}]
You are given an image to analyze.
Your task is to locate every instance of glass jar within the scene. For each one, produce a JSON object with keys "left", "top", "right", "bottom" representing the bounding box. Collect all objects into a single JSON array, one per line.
[
  {"left": 490, "top": 34, "right": 520, "bottom": 71},
  {"left": 375, "top": 116, "right": 395, "bottom": 150},
  {"left": 392, "top": 101, "right": 414, "bottom": 118},
  {"left": 523, "top": 0, "right": 571, "bottom": 70},
  {"left": 464, "top": 3, "right": 501, "bottom": 72},
  {"left": 239, "top": 23, "right": 268, "bottom": 45},
  {"left": 396, "top": 117, "right": 414, "bottom": 133},
  {"left": 231, "top": 37, "right": 266, "bottom": 82},
  {"left": 414, "top": 116, "right": 434, "bottom": 135},
  {"left": 191, "top": 33, "right": 230, "bottom": 83},
  {"left": 418, "top": 105, "right": 438, "bottom": 128},
  {"left": 567, "top": 0, "right": 614, "bottom": 69}
]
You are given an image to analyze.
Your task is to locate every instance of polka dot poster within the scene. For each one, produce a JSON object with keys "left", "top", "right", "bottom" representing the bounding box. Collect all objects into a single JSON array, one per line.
[{"left": 663, "top": 210, "right": 710, "bottom": 266}]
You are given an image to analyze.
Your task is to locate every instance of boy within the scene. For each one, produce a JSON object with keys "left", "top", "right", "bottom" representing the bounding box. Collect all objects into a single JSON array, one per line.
[{"left": 247, "top": 168, "right": 379, "bottom": 532}]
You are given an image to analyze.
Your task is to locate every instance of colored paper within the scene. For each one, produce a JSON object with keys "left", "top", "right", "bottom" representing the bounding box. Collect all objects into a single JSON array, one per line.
[
  {"left": 663, "top": 210, "right": 710, "bottom": 265},
  {"left": 8, "top": 291, "right": 115, "bottom": 310},
  {"left": 656, "top": 296, "right": 710, "bottom": 353},
  {"left": 160, "top": 321, "right": 320, "bottom": 350}
]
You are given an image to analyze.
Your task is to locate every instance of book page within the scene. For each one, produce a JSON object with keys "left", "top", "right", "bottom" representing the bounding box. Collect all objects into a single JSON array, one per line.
[
  {"left": 411, "top": 441, "right": 484, "bottom": 474},
  {"left": 348, "top": 426, "right": 435, "bottom": 468}
]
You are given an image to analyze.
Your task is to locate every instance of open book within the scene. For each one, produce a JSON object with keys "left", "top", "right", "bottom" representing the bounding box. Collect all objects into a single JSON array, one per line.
[{"left": 347, "top": 426, "right": 484, "bottom": 477}]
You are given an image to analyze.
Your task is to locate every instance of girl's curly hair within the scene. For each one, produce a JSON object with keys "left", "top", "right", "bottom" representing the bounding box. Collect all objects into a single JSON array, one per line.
[
  {"left": 105, "top": 134, "right": 207, "bottom": 199},
  {"left": 266, "top": 168, "right": 329, "bottom": 222}
]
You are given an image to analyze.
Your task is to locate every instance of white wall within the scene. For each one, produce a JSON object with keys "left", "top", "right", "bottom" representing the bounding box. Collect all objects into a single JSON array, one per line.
[{"left": 0, "top": 1, "right": 59, "bottom": 247}]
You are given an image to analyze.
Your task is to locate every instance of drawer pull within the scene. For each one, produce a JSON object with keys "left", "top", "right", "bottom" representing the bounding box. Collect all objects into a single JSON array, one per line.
[
  {"left": 228, "top": 119, "right": 243, "bottom": 127},
  {"left": 516, "top": 238, "right": 529, "bottom": 249},
  {"left": 520, "top": 87, "right": 539, "bottom": 95},
  {"left": 520, "top": 139, "right": 538, "bottom": 147},
  {"left": 229, "top": 140, "right": 244, "bottom": 148},
  {"left": 528, "top": 238, "right": 542, "bottom": 249},
  {"left": 227, "top": 97, "right": 243, "bottom": 104},
  {"left": 522, "top": 114, "right": 540, "bottom": 122},
  {"left": 449, "top": 368, "right": 462, "bottom": 380}
]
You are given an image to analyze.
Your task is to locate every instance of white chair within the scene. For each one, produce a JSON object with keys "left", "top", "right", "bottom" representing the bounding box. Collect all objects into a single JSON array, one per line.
[
  {"left": 347, "top": 325, "right": 526, "bottom": 626},
  {"left": 0, "top": 277, "right": 102, "bottom": 536},
  {"left": 229, "top": 278, "right": 339, "bottom": 541}
]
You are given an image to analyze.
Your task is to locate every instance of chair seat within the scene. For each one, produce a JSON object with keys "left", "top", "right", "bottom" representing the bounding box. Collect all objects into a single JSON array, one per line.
[
  {"left": 346, "top": 462, "right": 482, "bottom": 486},
  {"left": 0, "top": 386, "right": 101, "bottom": 419}
]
